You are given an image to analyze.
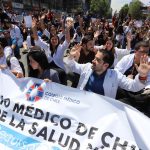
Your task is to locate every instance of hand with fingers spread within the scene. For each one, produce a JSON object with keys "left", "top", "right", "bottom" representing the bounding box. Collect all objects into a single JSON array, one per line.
[
  {"left": 69, "top": 44, "right": 82, "bottom": 61},
  {"left": 135, "top": 55, "right": 150, "bottom": 80}
]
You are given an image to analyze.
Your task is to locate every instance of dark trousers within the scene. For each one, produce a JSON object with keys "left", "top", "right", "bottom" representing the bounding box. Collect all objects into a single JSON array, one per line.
[
  {"left": 52, "top": 68, "right": 67, "bottom": 85},
  {"left": 67, "top": 72, "right": 80, "bottom": 88},
  {"left": 116, "top": 87, "right": 150, "bottom": 117}
]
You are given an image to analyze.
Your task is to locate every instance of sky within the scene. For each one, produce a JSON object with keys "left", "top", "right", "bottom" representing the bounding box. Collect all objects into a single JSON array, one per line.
[{"left": 111, "top": 0, "right": 150, "bottom": 14}]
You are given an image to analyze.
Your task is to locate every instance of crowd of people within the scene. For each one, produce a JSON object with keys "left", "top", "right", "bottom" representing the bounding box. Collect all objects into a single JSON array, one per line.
[{"left": 0, "top": 7, "right": 150, "bottom": 116}]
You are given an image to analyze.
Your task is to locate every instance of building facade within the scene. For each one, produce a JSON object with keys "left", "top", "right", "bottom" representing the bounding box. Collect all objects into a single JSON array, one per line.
[
  {"left": 1, "top": 0, "right": 82, "bottom": 13},
  {"left": 62, "top": 0, "right": 81, "bottom": 12}
]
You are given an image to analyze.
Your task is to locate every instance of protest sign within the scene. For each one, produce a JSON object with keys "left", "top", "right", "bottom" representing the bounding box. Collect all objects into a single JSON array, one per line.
[
  {"left": 24, "top": 16, "right": 32, "bottom": 28},
  {"left": 0, "top": 69, "right": 150, "bottom": 150}
]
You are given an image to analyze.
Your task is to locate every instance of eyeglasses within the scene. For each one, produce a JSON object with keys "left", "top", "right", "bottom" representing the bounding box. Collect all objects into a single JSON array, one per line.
[
  {"left": 93, "top": 57, "right": 104, "bottom": 63},
  {"left": 138, "top": 50, "right": 149, "bottom": 54}
]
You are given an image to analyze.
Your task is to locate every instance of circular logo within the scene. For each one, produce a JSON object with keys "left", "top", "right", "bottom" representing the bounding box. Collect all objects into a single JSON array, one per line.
[{"left": 26, "top": 83, "right": 44, "bottom": 102}]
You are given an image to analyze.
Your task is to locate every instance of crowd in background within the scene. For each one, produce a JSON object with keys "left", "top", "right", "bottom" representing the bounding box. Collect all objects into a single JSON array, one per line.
[{"left": 0, "top": 7, "right": 150, "bottom": 117}]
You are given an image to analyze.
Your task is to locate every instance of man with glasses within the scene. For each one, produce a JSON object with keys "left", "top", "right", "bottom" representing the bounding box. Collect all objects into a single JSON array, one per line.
[
  {"left": 115, "top": 41, "right": 150, "bottom": 116},
  {"left": 64, "top": 46, "right": 150, "bottom": 99},
  {"left": 115, "top": 41, "right": 149, "bottom": 77}
]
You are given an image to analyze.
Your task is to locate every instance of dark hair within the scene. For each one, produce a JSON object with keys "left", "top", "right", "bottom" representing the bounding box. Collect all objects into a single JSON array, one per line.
[
  {"left": 0, "top": 37, "right": 8, "bottom": 48},
  {"left": 27, "top": 29, "right": 35, "bottom": 46},
  {"left": 81, "top": 35, "right": 93, "bottom": 45},
  {"left": 27, "top": 50, "right": 49, "bottom": 77},
  {"left": 105, "top": 38, "right": 115, "bottom": 54},
  {"left": 70, "top": 27, "right": 75, "bottom": 39},
  {"left": 49, "top": 34, "right": 60, "bottom": 56},
  {"left": 49, "top": 25, "right": 57, "bottom": 32},
  {"left": 134, "top": 41, "right": 149, "bottom": 51},
  {"left": 99, "top": 49, "right": 114, "bottom": 68}
]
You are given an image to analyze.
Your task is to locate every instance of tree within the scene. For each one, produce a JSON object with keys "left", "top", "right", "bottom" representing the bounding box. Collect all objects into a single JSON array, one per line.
[
  {"left": 119, "top": 4, "right": 129, "bottom": 21},
  {"left": 90, "top": 0, "right": 110, "bottom": 18},
  {"left": 128, "top": 0, "right": 143, "bottom": 19}
]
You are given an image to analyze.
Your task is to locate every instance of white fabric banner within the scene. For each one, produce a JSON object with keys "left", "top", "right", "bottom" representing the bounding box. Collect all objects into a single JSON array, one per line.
[{"left": 0, "top": 69, "right": 150, "bottom": 150}]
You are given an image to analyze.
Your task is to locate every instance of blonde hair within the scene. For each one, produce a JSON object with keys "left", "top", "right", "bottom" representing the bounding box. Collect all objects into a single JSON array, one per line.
[
  {"left": 66, "top": 17, "right": 74, "bottom": 23},
  {"left": 66, "top": 17, "right": 74, "bottom": 27}
]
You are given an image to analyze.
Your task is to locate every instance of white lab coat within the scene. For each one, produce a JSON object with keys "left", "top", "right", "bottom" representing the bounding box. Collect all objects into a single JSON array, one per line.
[
  {"left": 64, "top": 58, "right": 146, "bottom": 99},
  {"left": 35, "top": 38, "right": 69, "bottom": 71},
  {"left": 115, "top": 53, "right": 150, "bottom": 89},
  {"left": 94, "top": 45, "right": 130, "bottom": 67}
]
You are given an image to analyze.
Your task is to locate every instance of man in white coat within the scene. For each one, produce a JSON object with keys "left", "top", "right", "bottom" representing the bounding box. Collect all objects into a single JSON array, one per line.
[
  {"left": 115, "top": 41, "right": 150, "bottom": 115},
  {"left": 64, "top": 46, "right": 150, "bottom": 99}
]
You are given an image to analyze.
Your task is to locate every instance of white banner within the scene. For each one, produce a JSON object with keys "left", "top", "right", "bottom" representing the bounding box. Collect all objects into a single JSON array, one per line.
[{"left": 0, "top": 69, "right": 150, "bottom": 150}]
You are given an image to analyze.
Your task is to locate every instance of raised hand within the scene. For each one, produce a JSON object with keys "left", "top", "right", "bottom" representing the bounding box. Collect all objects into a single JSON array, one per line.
[
  {"left": 31, "top": 19, "right": 38, "bottom": 40},
  {"left": 135, "top": 55, "right": 150, "bottom": 78},
  {"left": 126, "top": 32, "right": 133, "bottom": 42},
  {"left": 94, "top": 30, "right": 100, "bottom": 39},
  {"left": 69, "top": 44, "right": 82, "bottom": 61},
  {"left": 40, "top": 14, "right": 46, "bottom": 20}
]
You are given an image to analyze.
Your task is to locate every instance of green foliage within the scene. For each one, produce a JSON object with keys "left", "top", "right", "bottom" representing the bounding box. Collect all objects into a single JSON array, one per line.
[
  {"left": 119, "top": 4, "right": 129, "bottom": 19},
  {"left": 128, "top": 0, "right": 143, "bottom": 19},
  {"left": 90, "top": 0, "right": 111, "bottom": 17}
]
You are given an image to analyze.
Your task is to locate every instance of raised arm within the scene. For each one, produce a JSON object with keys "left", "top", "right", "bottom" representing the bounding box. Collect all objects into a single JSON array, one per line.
[{"left": 31, "top": 19, "right": 38, "bottom": 41}]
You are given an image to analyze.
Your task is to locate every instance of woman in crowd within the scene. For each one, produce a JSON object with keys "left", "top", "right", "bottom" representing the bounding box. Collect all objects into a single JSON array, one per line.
[
  {"left": 31, "top": 19, "right": 71, "bottom": 85},
  {"left": 27, "top": 50, "right": 60, "bottom": 83},
  {"left": 94, "top": 33, "right": 132, "bottom": 67}
]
